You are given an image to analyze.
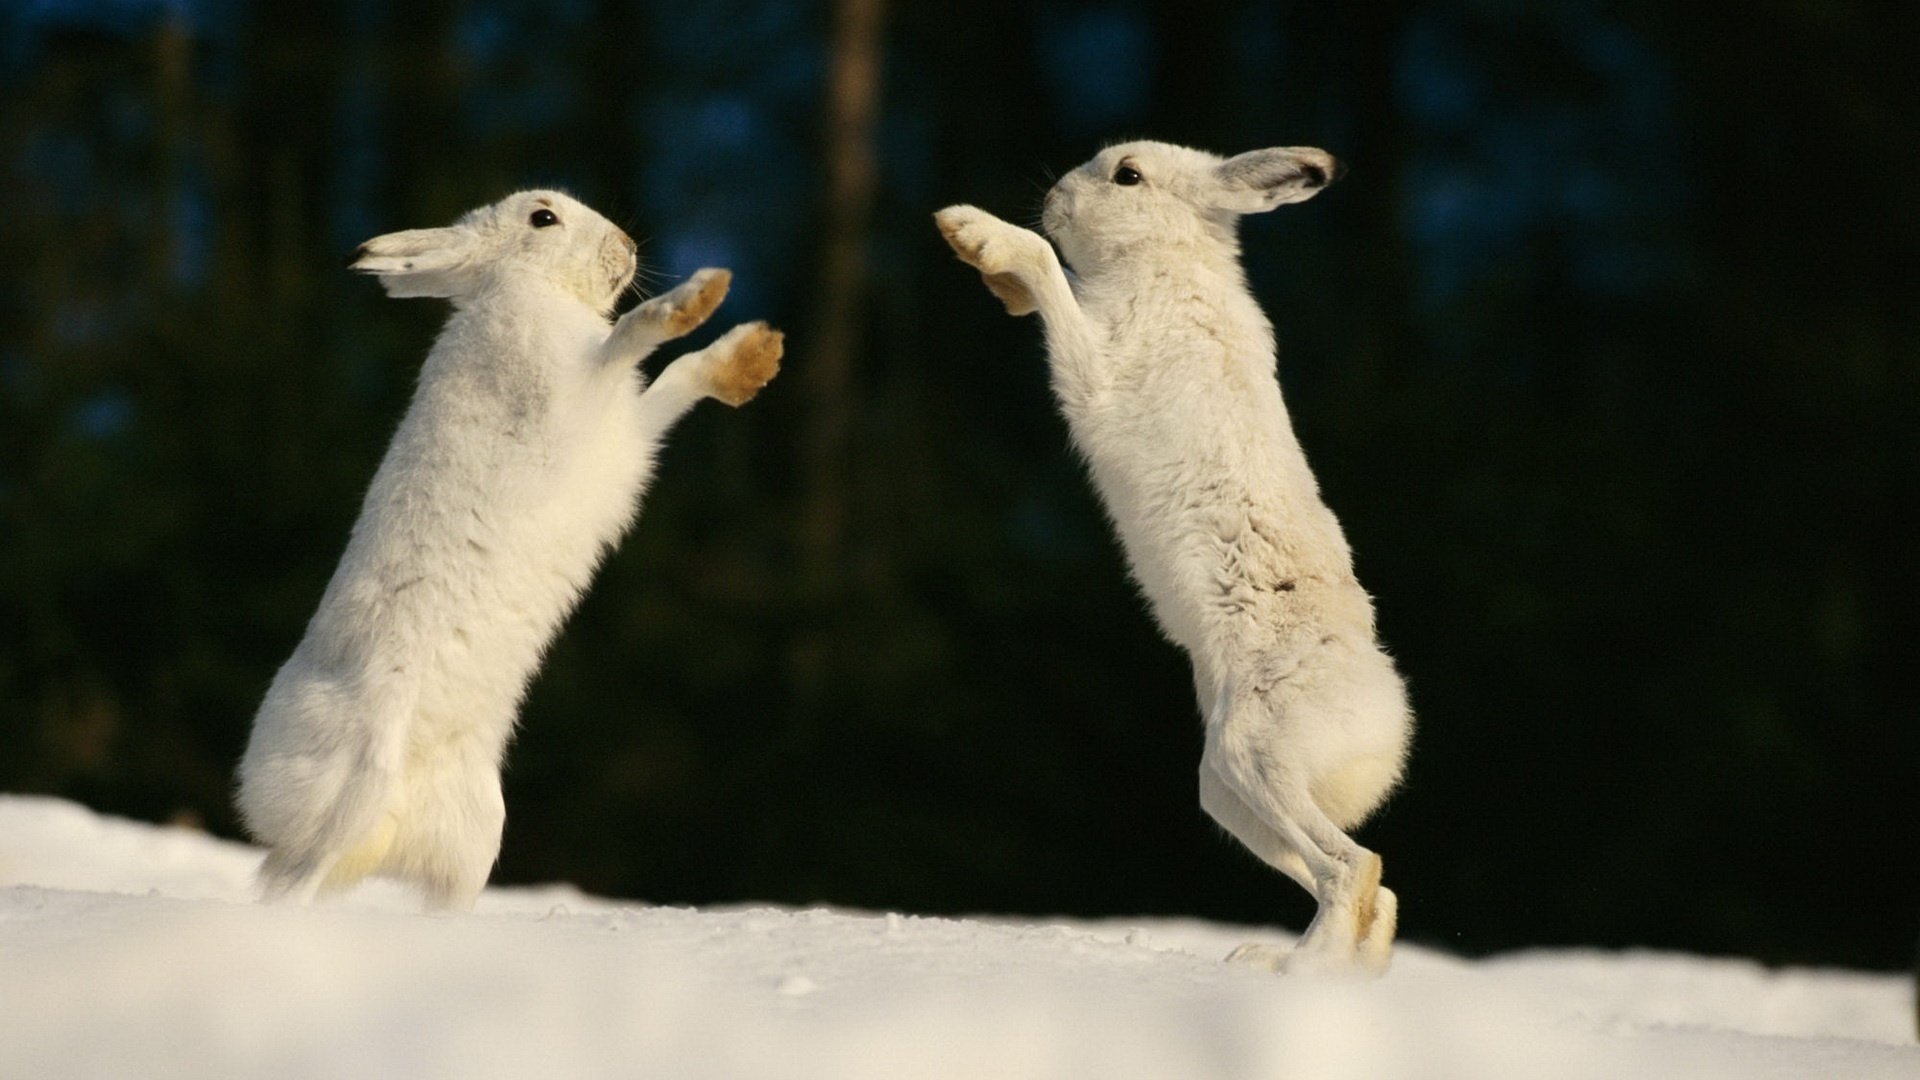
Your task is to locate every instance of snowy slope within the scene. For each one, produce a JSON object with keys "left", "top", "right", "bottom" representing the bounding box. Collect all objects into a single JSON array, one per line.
[{"left": 0, "top": 796, "right": 1910, "bottom": 1079}]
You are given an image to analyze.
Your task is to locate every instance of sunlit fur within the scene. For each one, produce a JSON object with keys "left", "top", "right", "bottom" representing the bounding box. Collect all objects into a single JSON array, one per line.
[
  {"left": 937, "top": 141, "right": 1411, "bottom": 974},
  {"left": 237, "top": 189, "right": 781, "bottom": 912}
]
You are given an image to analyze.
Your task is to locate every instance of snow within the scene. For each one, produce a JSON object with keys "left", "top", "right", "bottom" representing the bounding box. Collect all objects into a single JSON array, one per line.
[{"left": 0, "top": 795, "right": 1911, "bottom": 1079}]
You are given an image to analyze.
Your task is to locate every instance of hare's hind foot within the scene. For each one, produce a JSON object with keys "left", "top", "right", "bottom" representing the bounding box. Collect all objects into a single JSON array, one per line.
[
  {"left": 1348, "top": 849, "right": 1384, "bottom": 941},
  {"left": 1357, "top": 886, "right": 1397, "bottom": 975},
  {"left": 1225, "top": 937, "right": 1379, "bottom": 977},
  {"left": 1225, "top": 856, "right": 1393, "bottom": 978},
  {"left": 1224, "top": 941, "right": 1290, "bottom": 972}
]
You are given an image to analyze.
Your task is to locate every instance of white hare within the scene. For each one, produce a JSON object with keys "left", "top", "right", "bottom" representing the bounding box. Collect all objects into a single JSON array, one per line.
[
  {"left": 937, "top": 142, "right": 1411, "bottom": 974},
  {"left": 237, "top": 189, "right": 782, "bottom": 912}
]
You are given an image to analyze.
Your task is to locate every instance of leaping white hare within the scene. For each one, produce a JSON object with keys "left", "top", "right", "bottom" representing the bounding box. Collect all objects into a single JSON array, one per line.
[
  {"left": 937, "top": 143, "right": 1411, "bottom": 974},
  {"left": 238, "top": 190, "right": 782, "bottom": 911}
]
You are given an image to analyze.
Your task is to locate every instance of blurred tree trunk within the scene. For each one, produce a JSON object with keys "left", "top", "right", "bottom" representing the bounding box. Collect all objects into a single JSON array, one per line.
[
  {"left": 149, "top": 15, "right": 191, "bottom": 291},
  {"left": 795, "top": 0, "right": 886, "bottom": 701}
]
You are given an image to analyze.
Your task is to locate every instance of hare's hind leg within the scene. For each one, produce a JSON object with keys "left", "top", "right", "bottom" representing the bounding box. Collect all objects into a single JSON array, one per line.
[
  {"left": 1199, "top": 762, "right": 1315, "bottom": 971},
  {"left": 1357, "top": 886, "right": 1398, "bottom": 975},
  {"left": 250, "top": 685, "right": 412, "bottom": 906},
  {"left": 394, "top": 747, "right": 506, "bottom": 913},
  {"left": 258, "top": 847, "right": 333, "bottom": 906},
  {"left": 258, "top": 802, "right": 398, "bottom": 906},
  {"left": 1206, "top": 689, "right": 1386, "bottom": 974},
  {"left": 1200, "top": 762, "right": 1316, "bottom": 894},
  {"left": 1195, "top": 668, "right": 1316, "bottom": 892}
]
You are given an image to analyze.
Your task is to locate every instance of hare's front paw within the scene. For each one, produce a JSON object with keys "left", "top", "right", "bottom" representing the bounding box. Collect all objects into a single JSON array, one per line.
[
  {"left": 702, "top": 322, "right": 784, "bottom": 406},
  {"left": 934, "top": 205, "right": 1048, "bottom": 316},
  {"left": 644, "top": 267, "right": 733, "bottom": 338},
  {"left": 934, "top": 205, "right": 1054, "bottom": 275}
]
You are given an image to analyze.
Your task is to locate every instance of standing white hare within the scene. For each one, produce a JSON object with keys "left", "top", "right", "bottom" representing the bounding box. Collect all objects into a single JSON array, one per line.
[
  {"left": 238, "top": 189, "right": 782, "bottom": 911},
  {"left": 936, "top": 142, "right": 1411, "bottom": 974}
]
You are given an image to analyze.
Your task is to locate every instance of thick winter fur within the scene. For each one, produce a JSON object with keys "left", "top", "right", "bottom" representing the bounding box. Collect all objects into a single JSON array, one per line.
[
  {"left": 936, "top": 142, "right": 1412, "bottom": 974},
  {"left": 237, "top": 190, "right": 782, "bottom": 912}
]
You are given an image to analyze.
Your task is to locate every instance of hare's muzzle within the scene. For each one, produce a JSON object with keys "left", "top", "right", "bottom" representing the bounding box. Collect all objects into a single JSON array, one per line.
[
  {"left": 1041, "top": 188, "right": 1071, "bottom": 239},
  {"left": 597, "top": 228, "right": 639, "bottom": 310}
]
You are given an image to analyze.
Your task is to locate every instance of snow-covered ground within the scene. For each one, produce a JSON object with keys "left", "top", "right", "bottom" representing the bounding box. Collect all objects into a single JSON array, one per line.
[{"left": 0, "top": 796, "right": 1910, "bottom": 1079}]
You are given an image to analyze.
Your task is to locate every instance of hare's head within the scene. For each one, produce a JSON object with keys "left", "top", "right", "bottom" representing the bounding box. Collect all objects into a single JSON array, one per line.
[
  {"left": 349, "top": 190, "right": 637, "bottom": 315},
  {"left": 1041, "top": 141, "right": 1338, "bottom": 275}
]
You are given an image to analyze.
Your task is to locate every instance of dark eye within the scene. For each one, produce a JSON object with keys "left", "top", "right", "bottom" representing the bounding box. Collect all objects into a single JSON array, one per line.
[
  {"left": 530, "top": 208, "right": 559, "bottom": 228},
  {"left": 1112, "top": 164, "right": 1143, "bottom": 186}
]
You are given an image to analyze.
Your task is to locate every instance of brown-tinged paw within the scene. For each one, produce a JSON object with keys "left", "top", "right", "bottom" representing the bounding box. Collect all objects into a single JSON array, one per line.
[
  {"left": 638, "top": 267, "right": 732, "bottom": 339},
  {"left": 707, "top": 322, "right": 783, "bottom": 406},
  {"left": 935, "top": 206, "right": 1041, "bottom": 315},
  {"left": 934, "top": 205, "right": 996, "bottom": 270}
]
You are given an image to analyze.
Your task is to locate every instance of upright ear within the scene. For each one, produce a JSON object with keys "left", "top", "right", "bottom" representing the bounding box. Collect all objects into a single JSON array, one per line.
[
  {"left": 1209, "top": 147, "right": 1341, "bottom": 214},
  {"left": 347, "top": 226, "right": 481, "bottom": 298}
]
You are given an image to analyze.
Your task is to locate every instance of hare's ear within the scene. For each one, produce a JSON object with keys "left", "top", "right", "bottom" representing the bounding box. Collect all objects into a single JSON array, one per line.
[
  {"left": 1210, "top": 147, "right": 1341, "bottom": 214},
  {"left": 347, "top": 226, "right": 481, "bottom": 298}
]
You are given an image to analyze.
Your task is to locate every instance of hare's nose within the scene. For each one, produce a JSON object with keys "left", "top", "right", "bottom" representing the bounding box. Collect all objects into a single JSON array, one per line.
[{"left": 616, "top": 230, "right": 636, "bottom": 257}]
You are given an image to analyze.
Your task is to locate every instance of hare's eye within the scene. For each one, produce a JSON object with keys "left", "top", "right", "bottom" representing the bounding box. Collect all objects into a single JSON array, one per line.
[
  {"left": 529, "top": 209, "right": 560, "bottom": 228},
  {"left": 1112, "top": 164, "right": 1143, "bottom": 186}
]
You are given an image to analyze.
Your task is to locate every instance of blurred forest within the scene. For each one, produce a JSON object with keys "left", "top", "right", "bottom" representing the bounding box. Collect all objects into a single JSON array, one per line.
[{"left": 1, "top": 0, "right": 1913, "bottom": 969}]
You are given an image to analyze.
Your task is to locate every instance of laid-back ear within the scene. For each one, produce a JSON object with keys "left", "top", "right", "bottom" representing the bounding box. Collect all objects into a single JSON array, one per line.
[
  {"left": 347, "top": 226, "right": 480, "bottom": 298},
  {"left": 1210, "top": 147, "right": 1341, "bottom": 214}
]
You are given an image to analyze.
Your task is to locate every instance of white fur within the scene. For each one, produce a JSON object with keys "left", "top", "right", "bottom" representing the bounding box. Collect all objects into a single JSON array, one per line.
[
  {"left": 936, "top": 142, "right": 1412, "bottom": 974},
  {"left": 237, "top": 189, "right": 780, "bottom": 911}
]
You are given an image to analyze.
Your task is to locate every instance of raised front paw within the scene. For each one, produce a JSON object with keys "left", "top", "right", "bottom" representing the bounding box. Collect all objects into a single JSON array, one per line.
[
  {"left": 641, "top": 267, "right": 733, "bottom": 338},
  {"left": 933, "top": 205, "right": 1047, "bottom": 316},
  {"left": 935, "top": 205, "right": 1026, "bottom": 273},
  {"left": 701, "top": 321, "right": 784, "bottom": 406}
]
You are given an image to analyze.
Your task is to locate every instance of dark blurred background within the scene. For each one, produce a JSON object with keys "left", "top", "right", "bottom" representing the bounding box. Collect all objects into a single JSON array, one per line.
[{"left": 1, "top": 0, "right": 1913, "bottom": 970}]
